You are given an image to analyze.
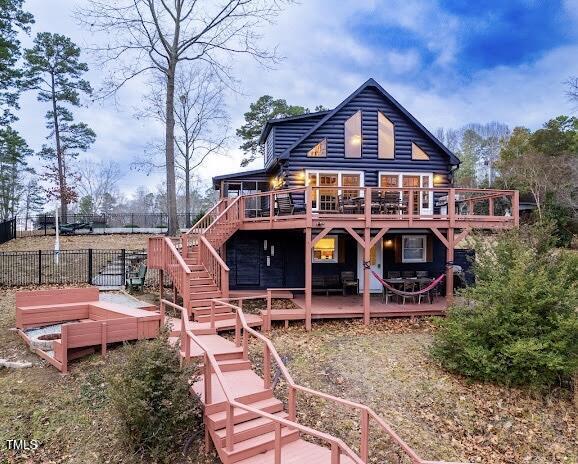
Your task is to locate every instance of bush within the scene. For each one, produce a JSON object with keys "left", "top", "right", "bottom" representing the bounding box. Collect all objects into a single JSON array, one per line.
[
  {"left": 432, "top": 224, "right": 578, "bottom": 389},
  {"left": 107, "top": 333, "right": 202, "bottom": 461}
]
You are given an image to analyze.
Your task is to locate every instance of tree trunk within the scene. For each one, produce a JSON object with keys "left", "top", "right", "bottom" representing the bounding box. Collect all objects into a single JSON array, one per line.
[
  {"left": 185, "top": 147, "right": 191, "bottom": 227},
  {"left": 51, "top": 72, "right": 67, "bottom": 221},
  {"left": 165, "top": 62, "right": 179, "bottom": 236}
]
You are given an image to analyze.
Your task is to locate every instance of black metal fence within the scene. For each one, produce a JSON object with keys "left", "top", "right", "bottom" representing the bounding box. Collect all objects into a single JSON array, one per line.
[
  {"left": 0, "top": 248, "right": 167, "bottom": 288},
  {"left": 16, "top": 212, "right": 202, "bottom": 237},
  {"left": 0, "top": 218, "right": 16, "bottom": 244}
]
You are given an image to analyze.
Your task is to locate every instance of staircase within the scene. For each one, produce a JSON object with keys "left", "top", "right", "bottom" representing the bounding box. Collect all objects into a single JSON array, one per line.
[
  {"left": 149, "top": 197, "right": 261, "bottom": 332},
  {"left": 159, "top": 298, "right": 467, "bottom": 464}
]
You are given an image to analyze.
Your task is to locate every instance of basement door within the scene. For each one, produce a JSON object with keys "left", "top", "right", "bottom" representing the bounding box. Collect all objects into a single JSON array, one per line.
[{"left": 357, "top": 240, "right": 383, "bottom": 293}]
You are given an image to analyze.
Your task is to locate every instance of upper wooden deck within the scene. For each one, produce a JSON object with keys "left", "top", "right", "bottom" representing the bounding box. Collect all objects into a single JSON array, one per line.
[{"left": 223, "top": 186, "right": 519, "bottom": 231}]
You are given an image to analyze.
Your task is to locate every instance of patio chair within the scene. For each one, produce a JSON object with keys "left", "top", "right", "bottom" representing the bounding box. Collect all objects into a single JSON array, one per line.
[
  {"left": 370, "top": 190, "right": 383, "bottom": 214},
  {"left": 383, "top": 192, "right": 401, "bottom": 214},
  {"left": 276, "top": 193, "right": 305, "bottom": 215},
  {"left": 387, "top": 271, "right": 401, "bottom": 278},
  {"left": 126, "top": 262, "right": 147, "bottom": 292},
  {"left": 416, "top": 270, "right": 429, "bottom": 278},
  {"left": 338, "top": 195, "right": 358, "bottom": 215},
  {"left": 340, "top": 271, "right": 359, "bottom": 295}
]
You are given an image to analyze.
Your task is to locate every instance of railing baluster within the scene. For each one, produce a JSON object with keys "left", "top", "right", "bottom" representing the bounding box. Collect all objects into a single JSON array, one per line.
[
  {"left": 226, "top": 403, "right": 234, "bottom": 452},
  {"left": 264, "top": 344, "right": 271, "bottom": 389},
  {"left": 274, "top": 422, "right": 282, "bottom": 464},
  {"left": 331, "top": 443, "right": 340, "bottom": 464}
]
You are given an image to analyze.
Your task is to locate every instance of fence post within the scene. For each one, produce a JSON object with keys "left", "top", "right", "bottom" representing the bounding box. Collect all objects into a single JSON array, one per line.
[
  {"left": 88, "top": 248, "right": 93, "bottom": 284},
  {"left": 121, "top": 249, "right": 126, "bottom": 287},
  {"left": 38, "top": 250, "right": 42, "bottom": 285}
]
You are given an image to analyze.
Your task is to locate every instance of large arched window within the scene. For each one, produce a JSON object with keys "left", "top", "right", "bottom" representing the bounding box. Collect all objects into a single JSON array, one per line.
[
  {"left": 344, "top": 110, "right": 362, "bottom": 158},
  {"left": 378, "top": 112, "right": 395, "bottom": 159}
]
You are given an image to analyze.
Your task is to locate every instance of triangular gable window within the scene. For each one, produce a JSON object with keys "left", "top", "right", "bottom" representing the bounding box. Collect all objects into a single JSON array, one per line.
[
  {"left": 307, "top": 138, "right": 327, "bottom": 157},
  {"left": 412, "top": 142, "right": 429, "bottom": 160}
]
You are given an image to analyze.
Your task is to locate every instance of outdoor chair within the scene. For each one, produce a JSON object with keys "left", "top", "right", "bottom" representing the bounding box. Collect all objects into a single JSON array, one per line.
[
  {"left": 416, "top": 270, "right": 429, "bottom": 278},
  {"left": 275, "top": 193, "right": 305, "bottom": 215},
  {"left": 401, "top": 271, "right": 415, "bottom": 278},
  {"left": 383, "top": 192, "right": 401, "bottom": 214},
  {"left": 338, "top": 195, "right": 358, "bottom": 215},
  {"left": 126, "top": 262, "right": 147, "bottom": 292},
  {"left": 340, "top": 271, "right": 359, "bottom": 295},
  {"left": 370, "top": 191, "right": 383, "bottom": 214},
  {"left": 387, "top": 271, "right": 401, "bottom": 278}
]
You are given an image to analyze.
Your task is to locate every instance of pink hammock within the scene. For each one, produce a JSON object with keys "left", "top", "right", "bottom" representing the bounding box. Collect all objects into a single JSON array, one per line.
[{"left": 368, "top": 268, "right": 445, "bottom": 297}]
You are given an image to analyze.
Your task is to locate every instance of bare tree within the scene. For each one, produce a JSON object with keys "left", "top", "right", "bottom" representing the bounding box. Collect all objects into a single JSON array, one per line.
[
  {"left": 79, "top": 0, "right": 289, "bottom": 235},
  {"left": 77, "top": 160, "right": 123, "bottom": 214},
  {"left": 134, "top": 67, "right": 230, "bottom": 226},
  {"left": 566, "top": 76, "right": 578, "bottom": 109}
]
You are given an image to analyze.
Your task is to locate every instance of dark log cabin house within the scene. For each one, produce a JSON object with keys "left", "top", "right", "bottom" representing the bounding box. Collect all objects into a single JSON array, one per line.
[{"left": 150, "top": 78, "right": 518, "bottom": 330}]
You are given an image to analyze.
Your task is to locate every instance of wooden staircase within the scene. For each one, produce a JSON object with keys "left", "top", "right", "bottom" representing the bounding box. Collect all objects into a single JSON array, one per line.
[
  {"left": 160, "top": 298, "right": 467, "bottom": 464},
  {"left": 149, "top": 197, "right": 262, "bottom": 333}
]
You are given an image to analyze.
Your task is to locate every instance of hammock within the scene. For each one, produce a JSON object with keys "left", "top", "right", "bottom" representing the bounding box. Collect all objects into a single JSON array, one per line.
[{"left": 366, "top": 267, "right": 445, "bottom": 297}]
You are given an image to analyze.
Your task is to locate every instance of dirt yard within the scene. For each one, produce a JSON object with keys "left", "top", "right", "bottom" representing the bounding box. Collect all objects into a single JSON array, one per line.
[
  {"left": 1, "top": 287, "right": 575, "bottom": 463},
  {"left": 0, "top": 234, "right": 156, "bottom": 251},
  {"left": 262, "top": 320, "right": 577, "bottom": 464}
]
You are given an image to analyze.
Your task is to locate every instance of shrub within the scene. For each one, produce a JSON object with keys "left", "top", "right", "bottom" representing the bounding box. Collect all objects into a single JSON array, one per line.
[
  {"left": 432, "top": 224, "right": 578, "bottom": 389},
  {"left": 107, "top": 333, "right": 202, "bottom": 461}
]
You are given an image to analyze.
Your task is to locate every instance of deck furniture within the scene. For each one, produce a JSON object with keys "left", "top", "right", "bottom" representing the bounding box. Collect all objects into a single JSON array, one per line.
[
  {"left": 59, "top": 222, "right": 91, "bottom": 235},
  {"left": 340, "top": 271, "right": 359, "bottom": 295},
  {"left": 312, "top": 274, "right": 342, "bottom": 295},
  {"left": 125, "top": 262, "right": 147, "bottom": 292},
  {"left": 15, "top": 288, "right": 160, "bottom": 373}
]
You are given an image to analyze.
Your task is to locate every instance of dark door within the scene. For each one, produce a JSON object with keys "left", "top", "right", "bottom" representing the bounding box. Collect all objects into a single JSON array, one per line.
[{"left": 235, "top": 238, "right": 261, "bottom": 286}]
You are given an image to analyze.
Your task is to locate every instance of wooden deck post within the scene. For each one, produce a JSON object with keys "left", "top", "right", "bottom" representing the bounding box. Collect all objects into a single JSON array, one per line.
[
  {"left": 446, "top": 228, "right": 455, "bottom": 304},
  {"left": 305, "top": 227, "right": 312, "bottom": 331},
  {"left": 363, "top": 228, "right": 370, "bottom": 326}
]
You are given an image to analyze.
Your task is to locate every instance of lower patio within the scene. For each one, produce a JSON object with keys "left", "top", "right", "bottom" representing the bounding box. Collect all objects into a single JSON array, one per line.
[{"left": 263, "top": 294, "right": 448, "bottom": 328}]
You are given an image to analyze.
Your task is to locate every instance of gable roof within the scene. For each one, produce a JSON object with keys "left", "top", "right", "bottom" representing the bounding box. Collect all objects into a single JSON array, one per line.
[
  {"left": 258, "top": 110, "right": 331, "bottom": 144},
  {"left": 278, "top": 78, "right": 460, "bottom": 165}
]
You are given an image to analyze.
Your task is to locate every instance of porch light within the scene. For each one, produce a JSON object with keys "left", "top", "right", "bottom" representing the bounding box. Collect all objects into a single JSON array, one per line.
[
  {"left": 270, "top": 176, "right": 284, "bottom": 189},
  {"left": 384, "top": 239, "right": 393, "bottom": 248},
  {"left": 433, "top": 174, "right": 445, "bottom": 186}
]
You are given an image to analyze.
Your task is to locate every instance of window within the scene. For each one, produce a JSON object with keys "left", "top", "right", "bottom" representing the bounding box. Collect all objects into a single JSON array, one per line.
[
  {"left": 342, "top": 173, "right": 361, "bottom": 200},
  {"left": 306, "top": 171, "right": 364, "bottom": 211},
  {"left": 412, "top": 142, "right": 429, "bottom": 160},
  {"left": 345, "top": 110, "right": 362, "bottom": 158},
  {"left": 313, "top": 235, "right": 338, "bottom": 263},
  {"left": 378, "top": 112, "right": 395, "bottom": 159},
  {"left": 402, "top": 235, "right": 426, "bottom": 263},
  {"left": 308, "top": 138, "right": 327, "bottom": 157}
]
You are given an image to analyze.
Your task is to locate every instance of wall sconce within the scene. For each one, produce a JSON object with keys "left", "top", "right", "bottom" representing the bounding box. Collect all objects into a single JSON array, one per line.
[
  {"left": 263, "top": 239, "right": 268, "bottom": 250},
  {"left": 433, "top": 174, "right": 445, "bottom": 186},
  {"left": 270, "top": 176, "right": 284, "bottom": 189},
  {"left": 384, "top": 239, "right": 393, "bottom": 248}
]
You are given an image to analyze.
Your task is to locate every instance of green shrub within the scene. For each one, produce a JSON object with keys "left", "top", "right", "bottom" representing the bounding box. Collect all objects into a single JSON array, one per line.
[
  {"left": 432, "top": 224, "right": 578, "bottom": 389},
  {"left": 107, "top": 333, "right": 202, "bottom": 461}
]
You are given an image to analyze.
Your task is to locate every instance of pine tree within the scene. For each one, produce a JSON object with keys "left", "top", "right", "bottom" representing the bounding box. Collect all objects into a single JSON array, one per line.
[{"left": 24, "top": 32, "right": 95, "bottom": 220}]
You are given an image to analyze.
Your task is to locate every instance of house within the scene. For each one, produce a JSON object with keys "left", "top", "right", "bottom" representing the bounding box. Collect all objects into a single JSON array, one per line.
[{"left": 149, "top": 78, "right": 518, "bottom": 330}]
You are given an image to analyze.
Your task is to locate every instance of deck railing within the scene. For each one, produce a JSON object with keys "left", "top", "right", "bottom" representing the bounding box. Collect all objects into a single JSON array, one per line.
[
  {"left": 237, "top": 186, "right": 519, "bottom": 228},
  {"left": 181, "top": 296, "right": 469, "bottom": 464},
  {"left": 148, "top": 236, "right": 191, "bottom": 308}
]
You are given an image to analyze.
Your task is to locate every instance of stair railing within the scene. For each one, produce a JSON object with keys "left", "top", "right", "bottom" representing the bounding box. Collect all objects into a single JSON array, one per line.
[
  {"left": 182, "top": 198, "right": 229, "bottom": 258},
  {"left": 211, "top": 297, "right": 470, "bottom": 464},
  {"left": 155, "top": 237, "right": 191, "bottom": 309},
  {"left": 177, "top": 303, "right": 364, "bottom": 464},
  {"left": 199, "top": 236, "right": 230, "bottom": 299}
]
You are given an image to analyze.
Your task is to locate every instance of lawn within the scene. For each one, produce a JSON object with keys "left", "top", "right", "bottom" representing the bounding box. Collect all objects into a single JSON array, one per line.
[
  {"left": 0, "top": 234, "right": 155, "bottom": 252},
  {"left": 0, "top": 287, "right": 576, "bottom": 463}
]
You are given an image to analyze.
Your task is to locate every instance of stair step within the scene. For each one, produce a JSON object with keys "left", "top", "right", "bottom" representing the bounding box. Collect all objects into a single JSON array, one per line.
[
  {"left": 194, "top": 305, "right": 232, "bottom": 316},
  {"left": 220, "top": 427, "right": 300, "bottom": 462},
  {"left": 208, "top": 397, "right": 284, "bottom": 430},
  {"left": 214, "top": 357, "right": 251, "bottom": 372},
  {"left": 189, "top": 277, "right": 215, "bottom": 285},
  {"left": 191, "top": 298, "right": 222, "bottom": 308},
  {"left": 188, "top": 264, "right": 206, "bottom": 272},
  {"left": 190, "top": 284, "right": 219, "bottom": 293},
  {"left": 190, "top": 290, "right": 222, "bottom": 300},
  {"left": 190, "top": 271, "right": 211, "bottom": 279},
  {"left": 212, "top": 412, "right": 289, "bottom": 447},
  {"left": 196, "top": 312, "right": 236, "bottom": 323}
]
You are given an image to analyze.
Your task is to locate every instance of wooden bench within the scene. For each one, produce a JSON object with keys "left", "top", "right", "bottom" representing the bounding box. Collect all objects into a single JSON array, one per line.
[
  {"left": 312, "top": 275, "right": 342, "bottom": 295},
  {"left": 15, "top": 287, "right": 161, "bottom": 373}
]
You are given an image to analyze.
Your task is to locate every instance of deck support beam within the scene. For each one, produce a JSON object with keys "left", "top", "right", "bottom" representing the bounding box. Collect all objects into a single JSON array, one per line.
[
  {"left": 311, "top": 227, "right": 334, "bottom": 247},
  {"left": 305, "top": 227, "right": 312, "bottom": 331},
  {"left": 446, "top": 228, "right": 455, "bottom": 304},
  {"left": 363, "top": 228, "right": 371, "bottom": 326}
]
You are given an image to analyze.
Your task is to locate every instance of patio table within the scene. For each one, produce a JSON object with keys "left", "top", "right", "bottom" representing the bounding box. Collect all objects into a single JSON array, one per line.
[{"left": 382, "top": 277, "right": 435, "bottom": 304}]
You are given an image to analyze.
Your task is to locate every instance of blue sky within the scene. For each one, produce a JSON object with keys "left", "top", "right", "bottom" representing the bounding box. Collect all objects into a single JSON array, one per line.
[{"left": 15, "top": 0, "right": 578, "bottom": 196}]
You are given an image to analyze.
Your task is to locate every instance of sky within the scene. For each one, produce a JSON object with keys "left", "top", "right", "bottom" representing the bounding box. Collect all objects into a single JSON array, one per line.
[{"left": 14, "top": 0, "right": 578, "bottom": 198}]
